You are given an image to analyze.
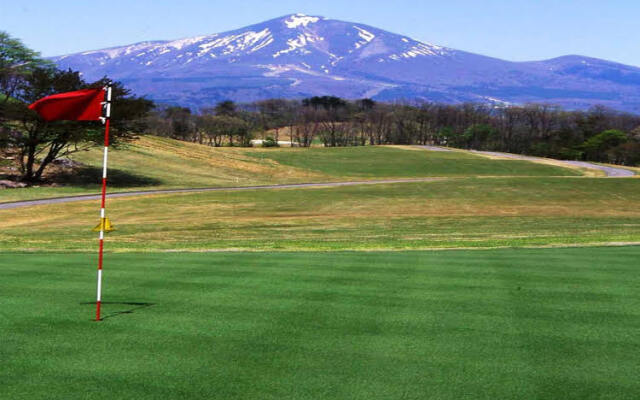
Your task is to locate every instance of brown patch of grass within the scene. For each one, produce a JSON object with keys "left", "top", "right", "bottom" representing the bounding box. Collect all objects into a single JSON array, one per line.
[{"left": 464, "top": 150, "right": 605, "bottom": 177}]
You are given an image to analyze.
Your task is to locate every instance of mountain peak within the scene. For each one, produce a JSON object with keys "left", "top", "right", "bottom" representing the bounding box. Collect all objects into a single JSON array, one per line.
[
  {"left": 55, "top": 13, "right": 445, "bottom": 71},
  {"left": 51, "top": 15, "right": 640, "bottom": 112},
  {"left": 282, "top": 13, "right": 323, "bottom": 28}
]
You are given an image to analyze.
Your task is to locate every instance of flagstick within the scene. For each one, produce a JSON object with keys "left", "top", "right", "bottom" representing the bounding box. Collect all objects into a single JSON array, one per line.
[{"left": 95, "top": 86, "right": 112, "bottom": 321}]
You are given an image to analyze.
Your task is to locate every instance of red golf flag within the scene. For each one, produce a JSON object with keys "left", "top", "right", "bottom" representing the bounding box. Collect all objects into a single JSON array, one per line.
[{"left": 29, "top": 88, "right": 105, "bottom": 121}]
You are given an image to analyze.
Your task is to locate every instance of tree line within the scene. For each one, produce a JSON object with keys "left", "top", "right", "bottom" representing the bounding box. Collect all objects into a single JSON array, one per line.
[
  {"left": 0, "top": 31, "right": 153, "bottom": 182},
  {"left": 2, "top": 29, "right": 640, "bottom": 186},
  {"left": 151, "top": 96, "right": 640, "bottom": 166}
]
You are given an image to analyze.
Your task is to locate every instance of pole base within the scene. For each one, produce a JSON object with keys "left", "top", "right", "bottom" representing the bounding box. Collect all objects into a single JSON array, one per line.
[{"left": 95, "top": 300, "right": 101, "bottom": 321}]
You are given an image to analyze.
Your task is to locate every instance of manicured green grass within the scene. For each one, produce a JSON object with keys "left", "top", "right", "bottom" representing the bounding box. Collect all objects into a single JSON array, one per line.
[
  {"left": 0, "top": 186, "right": 105, "bottom": 202},
  {"left": 1, "top": 247, "right": 639, "bottom": 399},
  {"left": 2, "top": 177, "right": 639, "bottom": 251},
  {"left": 249, "top": 146, "right": 580, "bottom": 178}
]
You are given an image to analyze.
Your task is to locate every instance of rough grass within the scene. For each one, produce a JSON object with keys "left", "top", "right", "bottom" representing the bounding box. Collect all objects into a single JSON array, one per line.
[
  {"left": 72, "top": 136, "right": 327, "bottom": 187},
  {"left": 2, "top": 177, "right": 639, "bottom": 252},
  {"left": 0, "top": 136, "right": 326, "bottom": 202},
  {"left": 0, "top": 137, "right": 579, "bottom": 202},
  {"left": 1, "top": 247, "right": 639, "bottom": 399}
]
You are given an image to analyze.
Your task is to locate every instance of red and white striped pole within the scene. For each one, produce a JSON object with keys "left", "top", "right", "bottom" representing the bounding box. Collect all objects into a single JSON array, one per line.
[{"left": 95, "top": 85, "right": 112, "bottom": 321}]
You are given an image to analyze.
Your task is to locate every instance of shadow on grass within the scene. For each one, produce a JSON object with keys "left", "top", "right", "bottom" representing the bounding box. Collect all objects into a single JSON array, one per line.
[
  {"left": 80, "top": 301, "right": 155, "bottom": 321},
  {"left": 52, "top": 167, "right": 162, "bottom": 188}
]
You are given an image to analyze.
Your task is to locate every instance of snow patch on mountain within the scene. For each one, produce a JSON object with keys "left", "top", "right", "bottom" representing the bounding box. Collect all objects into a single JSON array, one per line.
[
  {"left": 260, "top": 64, "right": 312, "bottom": 76},
  {"left": 166, "top": 36, "right": 208, "bottom": 50},
  {"left": 273, "top": 34, "right": 309, "bottom": 58},
  {"left": 352, "top": 26, "right": 375, "bottom": 50},
  {"left": 354, "top": 26, "right": 375, "bottom": 42},
  {"left": 398, "top": 43, "right": 446, "bottom": 59},
  {"left": 273, "top": 31, "right": 324, "bottom": 58},
  {"left": 259, "top": 63, "right": 349, "bottom": 82},
  {"left": 197, "top": 29, "right": 273, "bottom": 56},
  {"left": 285, "top": 14, "right": 320, "bottom": 28}
]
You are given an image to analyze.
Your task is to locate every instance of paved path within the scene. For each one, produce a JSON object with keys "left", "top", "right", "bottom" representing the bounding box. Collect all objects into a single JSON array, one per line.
[
  {"left": 469, "top": 150, "right": 635, "bottom": 177},
  {"left": 560, "top": 160, "right": 636, "bottom": 177},
  {"left": 0, "top": 178, "right": 443, "bottom": 210},
  {"left": 414, "top": 145, "right": 452, "bottom": 152}
]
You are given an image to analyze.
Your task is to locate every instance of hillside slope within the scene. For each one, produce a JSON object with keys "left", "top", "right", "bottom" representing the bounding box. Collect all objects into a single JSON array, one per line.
[{"left": 0, "top": 136, "right": 580, "bottom": 202}]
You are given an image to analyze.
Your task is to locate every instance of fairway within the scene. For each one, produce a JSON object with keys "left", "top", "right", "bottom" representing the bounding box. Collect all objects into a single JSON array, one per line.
[
  {"left": 246, "top": 146, "right": 582, "bottom": 178},
  {"left": 0, "top": 137, "right": 582, "bottom": 203},
  {"left": 2, "top": 177, "right": 639, "bottom": 251},
  {"left": 2, "top": 247, "right": 639, "bottom": 399}
]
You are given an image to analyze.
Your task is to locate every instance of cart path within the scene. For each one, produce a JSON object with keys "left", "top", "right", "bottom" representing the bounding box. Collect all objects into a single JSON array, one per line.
[
  {"left": 0, "top": 178, "right": 444, "bottom": 210},
  {"left": 414, "top": 145, "right": 452, "bottom": 152},
  {"left": 468, "top": 150, "right": 635, "bottom": 177}
]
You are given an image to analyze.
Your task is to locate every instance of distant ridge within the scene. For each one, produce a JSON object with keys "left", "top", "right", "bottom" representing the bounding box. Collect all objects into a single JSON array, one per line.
[{"left": 52, "top": 13, "right": 640, "bottom": 112}]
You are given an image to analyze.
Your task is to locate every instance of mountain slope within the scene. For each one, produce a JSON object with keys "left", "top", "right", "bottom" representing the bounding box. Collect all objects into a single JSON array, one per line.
[{"left": 53, "top": 14, "right": 640, "bottom": 112}]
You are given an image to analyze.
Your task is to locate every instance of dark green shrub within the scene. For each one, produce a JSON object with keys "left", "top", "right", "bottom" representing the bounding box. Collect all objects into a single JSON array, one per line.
[{"left": 262, "top": 136, "right": 278, "bottom": 147}]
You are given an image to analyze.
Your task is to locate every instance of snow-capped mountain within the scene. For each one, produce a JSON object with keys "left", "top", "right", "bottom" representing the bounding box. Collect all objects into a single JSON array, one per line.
[{"left": 53, "top": 14, "right": 640, "bottom": 112}]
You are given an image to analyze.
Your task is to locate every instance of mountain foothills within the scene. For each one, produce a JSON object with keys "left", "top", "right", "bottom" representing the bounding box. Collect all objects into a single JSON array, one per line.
[{"left": 52, "top": 14, "right": 640, "bottom": 112}]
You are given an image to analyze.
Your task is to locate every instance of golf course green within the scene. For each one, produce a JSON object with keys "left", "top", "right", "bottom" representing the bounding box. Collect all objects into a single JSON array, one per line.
[{"left": 1, "top": 248, "right": 639, "bottom": 399}]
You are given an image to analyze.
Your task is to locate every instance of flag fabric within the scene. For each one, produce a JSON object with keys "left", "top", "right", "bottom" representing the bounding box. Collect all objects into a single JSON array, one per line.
[{"left": 28, "top": 88, "right": 105, "bottom": 121}]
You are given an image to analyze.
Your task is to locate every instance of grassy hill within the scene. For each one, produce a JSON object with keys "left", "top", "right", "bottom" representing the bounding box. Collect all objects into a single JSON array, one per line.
[{"left": 0, "top": 136, "right": 581, "bottom": 202}]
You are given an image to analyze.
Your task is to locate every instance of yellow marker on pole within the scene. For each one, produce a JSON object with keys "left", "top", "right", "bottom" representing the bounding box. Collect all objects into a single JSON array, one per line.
[{"left": 92, "top": 217, "right": 115, "bottom": 232}]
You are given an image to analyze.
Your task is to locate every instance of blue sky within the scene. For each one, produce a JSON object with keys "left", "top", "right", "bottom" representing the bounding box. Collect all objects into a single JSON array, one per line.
[{"left": 1, "top": 0, "right": 637, "bottom": 65}]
